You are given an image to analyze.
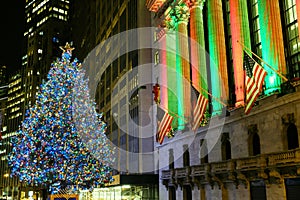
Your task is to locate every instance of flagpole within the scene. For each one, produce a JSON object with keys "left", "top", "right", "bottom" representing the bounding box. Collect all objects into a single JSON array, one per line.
[
  {"left": 196, "top": 86, "right": 227, "bottom": 107},
  {"left": 237, "top": 40, "right": 288, "bottom": 82},
  {"left": 158, "top": 104, "right": 189, "bottom": 123}
]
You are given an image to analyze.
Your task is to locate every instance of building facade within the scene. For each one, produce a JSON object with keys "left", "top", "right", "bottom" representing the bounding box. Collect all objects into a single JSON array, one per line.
[
  {"left": 159, "top": 87, "right": 300, "bottom": 200},
  {"left": 146, "top": 0, "right": 300, "bottom": 199},
  {"left": 72, "top": 0, "right": 159, "bottom": 199},
  {"left": 23, "top": 0, "right": 71, "bottom": 110},
  {"left": 0, "top": 65, "right": 9, "bottom": 200},
  {"left": 0, "top": 71, "right": 25, "bottom": 200},
  {"left": 93, "top": 0, "right": 154, "bottom": 175}
]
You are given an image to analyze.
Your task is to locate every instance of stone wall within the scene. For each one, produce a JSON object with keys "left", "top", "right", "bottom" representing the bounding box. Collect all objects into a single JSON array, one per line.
[{"left": 158, "top": 87, "right": 300, "bottom": 199}]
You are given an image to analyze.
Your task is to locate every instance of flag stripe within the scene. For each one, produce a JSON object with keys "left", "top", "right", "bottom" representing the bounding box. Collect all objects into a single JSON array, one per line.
[
  {"left": 253, "top": 64, "right": 266, "bottom": 91},
  {"left": 192, "top": 94, "right": 208, "bottom": 131},
  {"left": 158, "top": 115, "right": 173, "bottom": 144},
  {"left": 244, "top": 52, "right": 267, "bottom": 114},
  {"left": 157, "top": 112, "right": 173, "bottom": 144}
]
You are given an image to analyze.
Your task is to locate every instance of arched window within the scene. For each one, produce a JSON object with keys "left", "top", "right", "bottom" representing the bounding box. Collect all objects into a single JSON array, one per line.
[
  {"left": 252, "top": 132, "right": 261, "bottom": 156},
  {"left": 221, "top": 133, "right": 232, "bottom": 160},
  {"left": 183, "top": 145, "right": 190, "bottom": 167},
  {"left": 169, "top": 149, "right": 174, "bottom": 169},
  {"left": 248, "top": 125, "right": 261, "bottom": 156},
  {"left": 287, "top": 124, "right": 299, "bottom": 150},
  {"left": 200, "top": 139, "right": 208, "bottom": 164}
]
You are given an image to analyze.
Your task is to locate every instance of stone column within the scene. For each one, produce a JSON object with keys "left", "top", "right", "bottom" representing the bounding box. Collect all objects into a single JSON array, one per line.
[
  {"left": 207, "top": 0, "right": 229, "bottom": 115},
  {"left": 173, "top": 3, "right": 191, "bottom": 129},
  {"left": 266, "top": 182, "right": 286, "bottom": 200},
  {"left": 157, "top": 28, "right": 168, "bottom": 109},
  {"left": 176, "top": 188, "right": 183, "bottom": 200},
  {"left": 192, "top": 186, "right": 201, "bottom": 199},
  {"left": 165, "top": 17, "right": 179, "bottom": 128},
  {"left": 229, "top": 0, "right": 251, "bottom": 107},
  {"left": 257, "top": 0, "right": 286, "bottom": 94},
  {"left": 159, "top": 182, "right": 168, "bottom": 200},
  {"left": 189, "top": 0, "right": 208, "bottom": 99},
  {"left": 227, "top": 183, "right": 251, "bottom": 200}
]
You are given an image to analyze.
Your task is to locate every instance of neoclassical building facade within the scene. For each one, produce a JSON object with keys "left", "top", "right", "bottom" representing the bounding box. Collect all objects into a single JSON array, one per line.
[
  {"left": 158, "top": 86, "right": 300, "bottom": 200},
  {"left": 146, "top": 0, "right": 300, "bottom": 199}
]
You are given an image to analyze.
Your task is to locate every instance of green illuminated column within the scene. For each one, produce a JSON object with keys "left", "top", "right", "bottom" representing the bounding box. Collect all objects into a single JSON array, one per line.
[
  {"left": 165, "top": 18, "right": 180, "bottom": 129},
  {"left": 174, "top": 3, "right": 190, "bottom": 129},
  {"left": 189, "top": 0, "right": 208, "bottom": 99},
  {"left": 229, "top": 0, "right": 251, "bottom": 107},
  {"left": 257, "top": 0, "right": 286, "bottom": 94},
  {"left": 207, "top": 0, "right": 229, "bottom": 115}
]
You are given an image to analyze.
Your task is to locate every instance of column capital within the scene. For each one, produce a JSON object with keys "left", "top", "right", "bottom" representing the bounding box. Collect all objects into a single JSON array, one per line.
[
  {"left": 189, "top": 0, "right": 205, "bottom": 9},
  {"left": 172, "top": 3, "right": 190, "bottom": 24},
  {"left": 164, "top": 17, "right": 177, "bottom": 30}
]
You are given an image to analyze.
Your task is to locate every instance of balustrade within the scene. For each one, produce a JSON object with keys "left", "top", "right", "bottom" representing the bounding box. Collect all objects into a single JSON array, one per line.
[
  {"left": 268, "top": 149, "right": 300, "bottom": 166},
  {"left": 161, "top": 149, "right": 300, "bottom": 185}
]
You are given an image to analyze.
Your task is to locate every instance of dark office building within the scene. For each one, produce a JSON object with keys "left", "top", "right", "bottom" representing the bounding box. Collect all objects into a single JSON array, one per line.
[
  {"left": 22, "top": 0, "right": 71, "bottom": 110},
  {"left": 72, "top": 0, "right": 159, "bottom": 199}
]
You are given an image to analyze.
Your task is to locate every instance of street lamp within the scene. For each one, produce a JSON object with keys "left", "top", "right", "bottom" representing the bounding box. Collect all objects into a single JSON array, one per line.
[{"left": 3, "top": 173, "right": 9, "bottom": 200}]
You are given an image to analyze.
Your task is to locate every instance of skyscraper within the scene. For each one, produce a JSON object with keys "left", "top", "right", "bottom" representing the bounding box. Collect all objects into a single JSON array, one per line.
[
  {"left": 72, "top": 0, "right": 159, "bottom": 198},
  {"left": 23, "top": 0, "right": 71, "bottom": 110},
  {"left": 0, "top": 70, "right": 23, "bottom": 200}
]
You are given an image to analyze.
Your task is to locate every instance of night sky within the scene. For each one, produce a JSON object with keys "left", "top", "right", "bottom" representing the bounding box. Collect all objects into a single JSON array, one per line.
[{"left": 0, "top": 0, "right": 25, "bottom": 75}]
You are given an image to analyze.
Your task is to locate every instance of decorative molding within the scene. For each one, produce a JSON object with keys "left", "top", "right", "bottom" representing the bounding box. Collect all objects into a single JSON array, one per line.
[
  {"left": 171, "top": 3, "right": 190, "bottom": 24},
  {"left": 281, "top": 113, "right": 295, "bottom": 124},
  {"left": 189, "top": 0, "right": 205, "bottom": 9},
  {"left": 164, "top": 17, "right": 176, "bottom": 30},
  {"left": 211, "top": 175, "right": 222, "bottom": 189},
  {"left": 248, "top": 124, "right": 258, "bottom": 135},
  {"left": 161, "top": 149, "right": 300, "bottom": 191},
  {"left": 236, "top": 172, "right": 249, "bottom": 189},
  {"left": 258, "top": 169, "right": 268, "bottom": 180},
  {"left": 268, "top": 168, "right": 283, "bottom": 184}
]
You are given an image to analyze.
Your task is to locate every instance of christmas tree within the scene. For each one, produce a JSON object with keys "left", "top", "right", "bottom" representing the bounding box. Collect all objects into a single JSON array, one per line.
[{"left": 8, "top": 43, "right": 115, "bottom": 195}]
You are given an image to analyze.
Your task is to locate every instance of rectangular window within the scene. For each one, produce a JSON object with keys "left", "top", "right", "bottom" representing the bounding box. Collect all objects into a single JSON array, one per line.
[
  {"left": 248, "top": 0, "right": 262, "bottom": 60},
  {"left": 250, "top": 180, "right": 267, "bottom": 200},
  {"left": 281, "top": 0, "right": 300, "bottom": 78}
]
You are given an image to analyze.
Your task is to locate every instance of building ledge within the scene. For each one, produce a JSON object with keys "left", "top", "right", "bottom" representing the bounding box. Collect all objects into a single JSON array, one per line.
[{"left": 161, "top": 148, "right": 300, "bottom": 188}]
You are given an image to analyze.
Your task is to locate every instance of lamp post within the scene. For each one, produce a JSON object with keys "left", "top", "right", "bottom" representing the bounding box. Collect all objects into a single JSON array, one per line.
[{"left": 3, "top": 173, "right": 9, "bottom": 200}]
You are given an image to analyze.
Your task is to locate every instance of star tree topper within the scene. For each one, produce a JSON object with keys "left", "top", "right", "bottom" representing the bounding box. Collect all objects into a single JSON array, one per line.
[{"left": 60, "top": 42, "right": 75, "bottom": 55}]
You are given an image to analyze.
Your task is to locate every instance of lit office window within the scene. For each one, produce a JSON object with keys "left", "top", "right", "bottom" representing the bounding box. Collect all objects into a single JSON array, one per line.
[
  {"left": 248, "top": 0, "right": 262, "bottom": 59},
  {"left": 281, "top": 0, "right": 300, "bottom": 78}
]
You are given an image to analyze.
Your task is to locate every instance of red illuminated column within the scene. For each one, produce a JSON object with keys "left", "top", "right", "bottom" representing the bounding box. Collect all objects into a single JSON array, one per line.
[
  {"left": 296, "top": 0, "right": 300, "bottom": 40},
  {"left": 157, "top": 29, "right": 168, "bottom": 109},
  {"left": 229, "top": 0, "right": 251, "bottom": 107}
]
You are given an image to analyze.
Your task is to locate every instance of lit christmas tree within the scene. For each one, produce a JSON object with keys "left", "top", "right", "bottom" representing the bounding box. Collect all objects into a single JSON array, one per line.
[{"left": 8, "top": 43, "right": 114, "bottom": 196}]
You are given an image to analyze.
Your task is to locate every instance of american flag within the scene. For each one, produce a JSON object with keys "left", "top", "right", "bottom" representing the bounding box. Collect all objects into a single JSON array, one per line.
[
  {"left": 156, "top": 106, "right": 173, "bottom": 144},
  {"left": 244, "top": 51, "right": 267, "bottom": 114},
  {"left": 191, "top": 86, "right": 209, "bottom": 131}
]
